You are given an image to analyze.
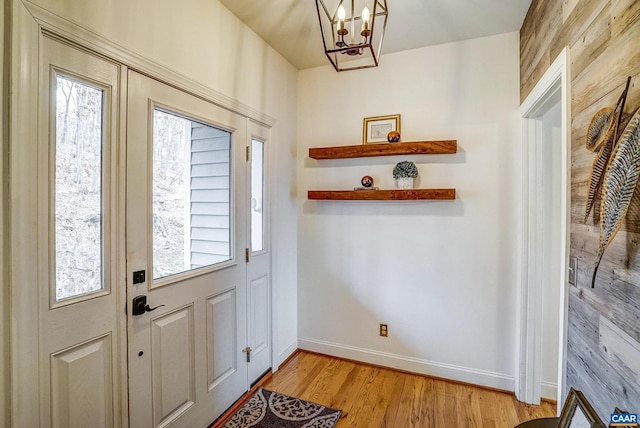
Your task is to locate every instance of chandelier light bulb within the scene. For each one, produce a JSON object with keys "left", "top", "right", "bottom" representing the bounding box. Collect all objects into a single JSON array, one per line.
[
  {"left": 362, "top": 6, "right": 370, "bottom": 23},
  {"left": 337, "top": 4, "right": 346, "bottom": 33},
  {"left": 361, "top": 6, "right": 370, "bottom": 35}
]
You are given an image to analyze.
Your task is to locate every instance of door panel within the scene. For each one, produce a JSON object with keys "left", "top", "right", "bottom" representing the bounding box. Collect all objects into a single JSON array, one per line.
[
  {"left": 126, "top": 70, "right": 248, "bottom": 427},
  {"left": 37, "top": 35, "right": 121, "bottom": 428},
  {"left": 50, "top": 334, "right": 114, "bottom": 428},
  {"left": 207, "top": 290, "right": 237, "bottom": 388},
  {"left": 151, "top": 307, "right": 195, "bottom": 426},
  {"left": 249, "top": 275, "right": 270, "bottom": 356}
]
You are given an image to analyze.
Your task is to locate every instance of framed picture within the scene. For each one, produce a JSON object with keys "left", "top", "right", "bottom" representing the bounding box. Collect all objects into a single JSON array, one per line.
[
  {"left": 558, "top": 388, "right": 605, "bottom": 428},
  {"left": 363, "top": 114, "right": 401, "bottom": 144}
]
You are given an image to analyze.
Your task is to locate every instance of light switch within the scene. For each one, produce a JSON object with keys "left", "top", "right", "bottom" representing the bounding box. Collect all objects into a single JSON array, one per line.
[{"left": 568, "top": 257, "right": 577, "bottom": 286}]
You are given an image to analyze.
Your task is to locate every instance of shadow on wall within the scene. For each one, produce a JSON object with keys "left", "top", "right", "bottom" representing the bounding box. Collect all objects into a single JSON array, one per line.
[{"left": 302, "top": 197, "right": 464, "bottom": 217}]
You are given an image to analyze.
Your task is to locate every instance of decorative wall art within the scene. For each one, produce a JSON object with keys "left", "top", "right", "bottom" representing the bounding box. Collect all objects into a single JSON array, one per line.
[
  {"left": 584, "top": 77, "right": 631, "bottom": 220},
  {"left": 584, "top": 76, "right": 640, "bottom": 287},
  {"left": 593, "top": 107, "right": 640, "bottom": 287},
  {"left": 363, "top": 114, "right": 400, "bottom": 144}
]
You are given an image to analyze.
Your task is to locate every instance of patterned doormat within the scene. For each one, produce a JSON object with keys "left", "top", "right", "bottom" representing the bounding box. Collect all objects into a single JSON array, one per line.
[{"left": 223, "top": 388, "right": 342, "bottom": 428}]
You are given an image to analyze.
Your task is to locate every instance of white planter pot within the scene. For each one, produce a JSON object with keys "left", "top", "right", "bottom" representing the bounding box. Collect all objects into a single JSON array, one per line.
[{"left": 396, "top": 177, "right": 414, "bottom": 189}]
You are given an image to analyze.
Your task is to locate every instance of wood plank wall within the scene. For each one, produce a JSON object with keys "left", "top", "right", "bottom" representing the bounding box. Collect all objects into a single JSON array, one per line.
[{"left": 520, "top": 0, "right": 640, "bottom": 418}]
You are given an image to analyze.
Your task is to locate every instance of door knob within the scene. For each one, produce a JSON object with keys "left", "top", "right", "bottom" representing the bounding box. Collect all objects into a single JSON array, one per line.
[{"left": 131, "top": 295, "right": 165, "bottom": 316}]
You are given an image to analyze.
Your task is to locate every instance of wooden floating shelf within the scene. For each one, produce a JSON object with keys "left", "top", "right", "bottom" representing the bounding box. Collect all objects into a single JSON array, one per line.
[
  {"left": 308, "top": 189, "right": 456, "bottom": 200},
  {"left": 309, "top": 140, "right": 457, "bottom": 160}
]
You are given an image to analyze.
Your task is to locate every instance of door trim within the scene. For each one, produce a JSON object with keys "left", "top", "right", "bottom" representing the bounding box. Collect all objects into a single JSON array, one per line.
[
  {"left": 516, "top": 47, "right": 571, "bottom": 407},
  {"left": 9, "top": 3, "right": 41, "bottom": 425}
]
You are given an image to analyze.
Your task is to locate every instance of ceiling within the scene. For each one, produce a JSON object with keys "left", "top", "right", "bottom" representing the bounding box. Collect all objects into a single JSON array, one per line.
[{"left": 218, "top": 0, "right": 532, "bottom": 70}]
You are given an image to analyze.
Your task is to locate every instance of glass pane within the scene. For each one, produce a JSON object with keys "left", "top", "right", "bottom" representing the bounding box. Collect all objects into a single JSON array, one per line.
[
  {"left": 250, "top": 139, "right": 264, "bottom": 252},
  {"left": 153, "top": 109, "right": 231, "bottom": 280},
  {"left": 55, "top": 76, "right": 104, "bottom": 301}
]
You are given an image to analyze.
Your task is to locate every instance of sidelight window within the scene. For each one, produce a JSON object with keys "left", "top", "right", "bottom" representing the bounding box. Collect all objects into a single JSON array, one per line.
[
  {"left": 250, "top": 139, "right": 265, "bottom": 253},
  {"left": 54, "top": 76, "right": 105, "bottom": 301}
]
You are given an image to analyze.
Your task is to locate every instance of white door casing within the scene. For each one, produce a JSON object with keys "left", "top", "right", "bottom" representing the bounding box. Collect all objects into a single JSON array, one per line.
[
  {"left": 517, "top": 47, "right": 571, "bottom": 407},
  {"left": 126, "top": 70, "right": 248, "bottom": 427}
]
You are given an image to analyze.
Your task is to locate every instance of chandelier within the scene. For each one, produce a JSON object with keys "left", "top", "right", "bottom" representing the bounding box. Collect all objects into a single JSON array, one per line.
[{"left": 315, "top": 0, "right": 389, "bottom": 72}]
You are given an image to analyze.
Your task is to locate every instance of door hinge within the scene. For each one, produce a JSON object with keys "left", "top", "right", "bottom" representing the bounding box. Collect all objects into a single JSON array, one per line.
[
  {"left": 245, "top": 247, "right": 250, "bottom": 263},
  {"left": 243, "top": 346, "right": 252, "bottom": 363},
  {"left": 246, "top": 146, "right": 250, "bottom": 162}
]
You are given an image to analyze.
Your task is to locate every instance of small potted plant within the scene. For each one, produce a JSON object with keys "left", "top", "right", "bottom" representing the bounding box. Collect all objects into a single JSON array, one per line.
[{"left": 393, "top": 160, "right": 419, "bottom": 189}]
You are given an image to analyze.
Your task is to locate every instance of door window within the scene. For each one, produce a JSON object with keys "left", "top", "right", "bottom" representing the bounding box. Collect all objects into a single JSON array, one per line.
[
  {"left": 152, "top": 109, "right": 232, "bottom": 280},
  {"left": 54, "top": 75, "right": 105, "bottom": 301},
  {"left": 250, "top": 139, "right": 265, "bottom": 253}
]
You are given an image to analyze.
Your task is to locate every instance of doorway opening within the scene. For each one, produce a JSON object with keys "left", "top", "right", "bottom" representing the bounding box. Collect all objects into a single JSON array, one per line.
[{"left": 517, "top": 47, "right": 571, "bottom": 407}]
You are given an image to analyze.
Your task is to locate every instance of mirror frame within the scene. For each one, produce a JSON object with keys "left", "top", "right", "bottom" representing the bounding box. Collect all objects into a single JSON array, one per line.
[{"left": 558, "top": 388, "right": 606, "bottom": 428}]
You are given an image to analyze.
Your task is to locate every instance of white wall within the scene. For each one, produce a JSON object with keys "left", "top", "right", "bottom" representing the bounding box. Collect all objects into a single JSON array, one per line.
[
  {"left": 23, "top": 0, "right": 299, "bottom": 366},
  {"left": 297, "top": 32, "right": 522, "bottom": 390}
]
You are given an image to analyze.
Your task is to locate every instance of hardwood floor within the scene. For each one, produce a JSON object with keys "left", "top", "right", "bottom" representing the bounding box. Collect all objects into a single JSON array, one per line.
[{"left": 261, "top": 351, "right": 556, "bottom": 428}]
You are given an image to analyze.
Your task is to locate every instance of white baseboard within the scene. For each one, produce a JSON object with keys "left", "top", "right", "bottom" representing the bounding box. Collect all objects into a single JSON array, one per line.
[
  {"left": 541, "top": 381, "right": 557, "bottom": 401},
  {"left": 298, "top": 337, "right": 515, "bottom": 392},
  {"left": 275, "top": 340, "right": 298, "bottom": 371}
]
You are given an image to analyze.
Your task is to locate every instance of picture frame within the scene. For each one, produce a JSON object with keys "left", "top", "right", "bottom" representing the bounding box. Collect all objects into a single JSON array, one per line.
[
  {"left": 558, "top": 388, "right": 605, "bottom": 428},
  {"left": 363, "top": 114, "right": 401, "bottom": 144}
]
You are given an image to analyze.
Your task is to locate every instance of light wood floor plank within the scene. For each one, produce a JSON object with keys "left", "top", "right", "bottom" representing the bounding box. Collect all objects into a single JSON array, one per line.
[
  {"left": 379, "top": 370, "right": 405, "bottom": 427},
  {"left": 263, "top": 351, "right": 556, "bottom": 428}
]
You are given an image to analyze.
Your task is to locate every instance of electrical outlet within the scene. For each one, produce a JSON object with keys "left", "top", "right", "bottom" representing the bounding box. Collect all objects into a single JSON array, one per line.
[
  {"left": 569, "top": 257, "right": 577, "bottom": 286},
  {"left": 379, "top": 323, "right": 388, "bottom": 337}
]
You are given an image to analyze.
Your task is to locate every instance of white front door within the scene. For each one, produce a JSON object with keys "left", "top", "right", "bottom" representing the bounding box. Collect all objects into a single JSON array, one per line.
[
  {"left": 126, "top": 70, "right": 248, "bottom": 427},
  {"left": 246, "top": 122, "right": 272, "bottom": 384}
]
